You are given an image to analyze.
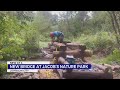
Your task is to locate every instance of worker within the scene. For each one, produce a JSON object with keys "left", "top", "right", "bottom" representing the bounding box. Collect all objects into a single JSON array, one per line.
[{"left": 50, "top": 31, "right": 64, "bottom": 43}]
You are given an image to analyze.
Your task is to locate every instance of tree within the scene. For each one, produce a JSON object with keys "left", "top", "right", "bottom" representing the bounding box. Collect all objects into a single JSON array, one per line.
[{"left": 108, "top": 11, "right": 120, "bottom": 46}]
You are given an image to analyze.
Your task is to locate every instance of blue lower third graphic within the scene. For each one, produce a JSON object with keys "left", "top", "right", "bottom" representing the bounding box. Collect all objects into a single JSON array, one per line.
[{"left": 8, "top": 64, "right": 91, "bottom": 69}]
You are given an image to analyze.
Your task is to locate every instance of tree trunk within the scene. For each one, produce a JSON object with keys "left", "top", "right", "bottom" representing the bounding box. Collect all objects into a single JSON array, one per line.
[
  {"left": 113, "top": 11, "right": 120, "bottom": 35},
  {"left": 108, "top": 11, "right": 120, "bottom": 45}
]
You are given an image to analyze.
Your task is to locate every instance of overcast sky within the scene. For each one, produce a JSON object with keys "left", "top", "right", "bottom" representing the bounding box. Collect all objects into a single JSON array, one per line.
[
  {"left": 51, "top": 11, "right": 92, "bottom": 17},
  {"left": 33, "top": 11, "right": 92, "bottom": 17},
  {"left": 51, "top": 11, "right": 64, "bottom": 15}
]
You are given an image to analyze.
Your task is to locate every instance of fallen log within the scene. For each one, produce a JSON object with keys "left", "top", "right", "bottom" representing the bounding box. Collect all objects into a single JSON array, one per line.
[
  {"left": 112, "top": 65, "right": 120, "bottom": 71},
  {"left": 102, "top": 64, "right": 114, "bottom": 69},
  {"left": 113, "top": 65, "right": 120, "bottom": 71},
  {"left": 63, "top": 41, "right": 71, "bottom": 45},
  {"left": 58, "top": 57, "right": 69, "bottom": 64},
  {"left": 56, "top": 69, "right": 63, "bottom": 79},
  {"left": 84, "top": 50, "right": 93, "bottom": 57},
  {"left": 79, "top": 44, "right": 87, "bottom": 51},
  {"left": 57, "top": 57, "right": 72, "bottom": 72},
  {"left": 41, "top": 50, "right": 49, "bottom": 55},
  {"left": 53, "top": 50, "right": 92, "bottom": 58},
  {"left": 44, "top": 54, "right": 53, "bottom": 59},
  {"left": 66, "top": 47, "right": 72, "bottom": 51},
  {"left": 102, "top": 64, "right": 120, "bottom": 71},
  {"left": 52, "top": 42, "right": 66, "bottom": 51},
  {"left": 53, "top": 50, "right": 77, "bottom": 58},
  {"left": 50, "top": 46, "right": 56, "bottom": 52},
  {"left": 88, "top": 63, "right": 111, "bottom": 73},
  {"left": 66, "top": 43, "right": 86, "bottom": 50},
  {"left": 66, "top": 43, "right": 80, "bottom": 50},
  {"left": 62, "top": 70, "right": 113, "bottom": 79}
]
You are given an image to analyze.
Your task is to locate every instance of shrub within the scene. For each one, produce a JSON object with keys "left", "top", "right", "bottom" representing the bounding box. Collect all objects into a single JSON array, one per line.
[
  {"left": 0, "top": 63, "right": 7, "bottom": 76},
  {"left": 72, "top": 32, "right": 115, "bottom": 54},
  {"left": 1, "top": 46, "right": 25, "bottom": 61},
  {"left": 93, "top": 49, "right": 120, "bottom": 65},
  {"left": 105, "top": 48, "right": 120, "bottom": 64}
]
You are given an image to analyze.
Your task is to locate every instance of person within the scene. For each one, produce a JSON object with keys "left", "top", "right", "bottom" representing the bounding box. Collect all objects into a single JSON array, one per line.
[{"left": 50, "top": 31, "right": 64, "bottom": 43}]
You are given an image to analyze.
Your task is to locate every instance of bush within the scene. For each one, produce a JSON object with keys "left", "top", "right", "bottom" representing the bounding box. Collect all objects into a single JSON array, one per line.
[
  {"left": 1, "top": 46, "right": 25, "bottom": 61},
  {"left": 0, "top": 63, "right": 7, "bottom": 76},
  {"left": 93, "top": 49, "right": 120, "bottom": 65},
  {"left": 38, "top": 42, "right": 49, "bottom": 48},
  {"left": 72, "top": 32, "right": 115, "bottom": 54},
  {"left": 104, "top": 48, "right": 120, "bottom": 64}
]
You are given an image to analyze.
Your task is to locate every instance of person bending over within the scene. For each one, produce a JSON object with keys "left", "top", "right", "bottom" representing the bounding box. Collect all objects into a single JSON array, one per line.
[{"left": 50, "top": 31, "right": 64, "bottom": 43}]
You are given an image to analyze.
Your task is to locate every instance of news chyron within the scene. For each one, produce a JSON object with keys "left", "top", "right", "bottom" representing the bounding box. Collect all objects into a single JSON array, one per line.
[{"left": 7, "top": 61, "right": 92, "bottom": 72}]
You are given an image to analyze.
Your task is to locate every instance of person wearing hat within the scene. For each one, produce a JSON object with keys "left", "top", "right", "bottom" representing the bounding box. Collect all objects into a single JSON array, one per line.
[{"left": 50, "top": 31, "right": 64, "bottom": 43}]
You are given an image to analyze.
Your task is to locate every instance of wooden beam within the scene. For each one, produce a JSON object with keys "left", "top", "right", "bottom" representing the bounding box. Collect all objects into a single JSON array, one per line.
[
  {"left": 52, "top": 42, "right": 66, "bottom": 51},
  {"left": 62, "top": 70, "right": 113, "bottom": 79},
  {"left": 58, "top": 57, "right": 69, "bottom": 64},
  {"left": 88, "top": 63, "right": 111, "bottom": 73},
  {"left": 57, "top": 57, "right": 73, "bottom": 73},
  {"left": 66, "top": 43, "right": 86, "bottom": 50},
  {"left": 53, "top": 50, "right": 92, "bottom": 58}
]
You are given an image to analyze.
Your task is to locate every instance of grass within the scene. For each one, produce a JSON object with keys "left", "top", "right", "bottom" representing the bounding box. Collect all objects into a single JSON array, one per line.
[
  {"left": 38, "top": 41, "right": 49, "bottom": 48},
  {"left": 92, "top": 50, "right": 120, "bottom": 65},
  {"left": 92, "top": 58, "right": 108, "bottom": 64},
  {"left": 92, "top": 57, "right": 120, "bottom": 65}
]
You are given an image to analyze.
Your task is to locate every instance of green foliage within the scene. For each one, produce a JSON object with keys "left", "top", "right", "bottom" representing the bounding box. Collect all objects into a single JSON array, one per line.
[
  {"left": 73, "top": 32, "right": 115, "bottom": 50},
  {"left": 38, "top": 42, "right": 49, "bottom": 48},
  {"left": 32, "top": 12, "right": 52, "bottom": 37},
  {"left": 105, "top": 49, "right": 120, "bottom": 64},
  {"left": 1, "top": 46, "right": 25, "bottom": 61},
  {"left": 0, "top": 11, "right": 37, "bottom": 60},
  {"left": 92, "top": 49, "right": 120, "bottom": 65},
  {"left": 0, "top": 63, "right": 7, "bottom": 76},
  {"left": 0, "top": 50, "right": 3, "bottom": 59}
]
